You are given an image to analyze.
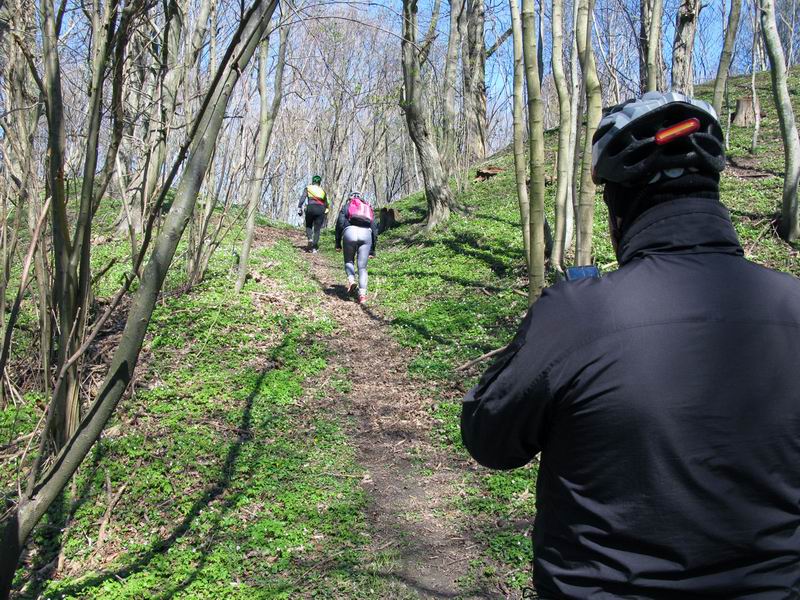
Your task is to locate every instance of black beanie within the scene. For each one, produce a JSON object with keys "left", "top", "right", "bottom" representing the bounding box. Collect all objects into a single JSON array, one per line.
[{"left": 604, "top": 171, "right": 721, "bottom": 235}]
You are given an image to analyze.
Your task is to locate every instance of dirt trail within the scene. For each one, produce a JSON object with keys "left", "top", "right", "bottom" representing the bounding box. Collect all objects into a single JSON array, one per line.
[{"left": 277, "top": 229, "right": 503, "bottom": 599}]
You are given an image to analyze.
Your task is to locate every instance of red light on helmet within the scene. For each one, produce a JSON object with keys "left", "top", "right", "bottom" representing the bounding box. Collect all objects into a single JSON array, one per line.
[{"left": 655, "top": 118, "right": 701, "bottom": 145}]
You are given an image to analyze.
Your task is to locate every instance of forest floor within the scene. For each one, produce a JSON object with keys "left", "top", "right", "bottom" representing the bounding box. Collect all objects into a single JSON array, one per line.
[{"left": 9, "top": 222, "right": 534, "bottom": 600}]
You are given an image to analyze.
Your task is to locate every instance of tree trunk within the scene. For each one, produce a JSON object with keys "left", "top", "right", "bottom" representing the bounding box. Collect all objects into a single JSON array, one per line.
[
  {"left": 760, "top": 0, "right": 800, "bottom": 241},
  {"left": 712, "top": 0, "right": 743, "bottom": 115},
  {"left": 647, "top": 0, "right": 664, "bottom": 92},
  {"left": 551, "top": 0, "right": 572, "bottom": 270},
  {"left": 463, "top": 0, "right": 488, "bottom": 162},
  {"left": 237, "top": 24, "right": 288, "bottom": 293},
  {"left": 751, "top": 7, "right": 762, "bottom": 153},
  {"left": 566, "top": 0, "right": 581, "bottom": 259},
  {"left": 576, "top": 0, "right": 602, "bottom": 264},
  {"left": 509, "top": 0, "right": 530, "bottom": 267},
  {"left": 642, "top": 0, "right": 664, "bottom": 92},
  {"left": 522, "top": 0, "right": 546, "bottom": 302},
  {"left": 671, "top": 0, "right": 701, "bottom": 94},
  {"left": 442, "top": 0, "right": 465, "bottom": 179},
  {"left": 140, "top": 0, "right": 214, "bottom": 235},
  {"left": 401, "top": 0, "right": 454, "bottom": 229},
  {"left": 0, "top": 2, "right": 277, "bottom": 595}
]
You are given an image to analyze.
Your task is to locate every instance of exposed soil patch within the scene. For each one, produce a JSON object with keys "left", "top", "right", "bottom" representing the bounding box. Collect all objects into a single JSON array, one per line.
[
  {"left": 263, "top": 228, "right": 504, "bottom": 599},
  {"left": 727, "top": 155, "right": 779, "bottom": 179}
]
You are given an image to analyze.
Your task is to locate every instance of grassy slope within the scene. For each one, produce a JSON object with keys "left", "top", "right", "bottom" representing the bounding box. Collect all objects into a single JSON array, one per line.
[
  {"left": 7, "top": 237, "right": 408, "bottom": 598},
  {"left": 316, "top": 69, "right": 800, "bottom": 593}
]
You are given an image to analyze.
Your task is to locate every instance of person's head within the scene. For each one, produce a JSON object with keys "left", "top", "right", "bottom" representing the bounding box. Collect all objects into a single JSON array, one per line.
[
  {"left": 592, "top": 92, "right": 726, "bottom": 252},
  {"left": 349, "top": 190, "right": 365, "bottom": 202},
  {"left": 312, "top": 175, "right": 322, "bottom": 185}
]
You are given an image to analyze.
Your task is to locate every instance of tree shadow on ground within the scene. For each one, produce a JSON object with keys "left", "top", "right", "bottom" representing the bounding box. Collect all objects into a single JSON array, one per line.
[
  {"left": 442, "top": 233, "right": 517, "bottom": 278},
  {"left": 729, "top": 208, "right": 780, "bottom": 222},
  {"left": 20, "top": 439, "right": 108, "bottom": 599},
  {"left": 46, "top": 369, "right": 274, "bottom": 599},
  {"left": 293, "top": 554, "right": 506, "bottom": 599},
  {"left": 376, "top": 268, "right": 510, "bottom": 294}
]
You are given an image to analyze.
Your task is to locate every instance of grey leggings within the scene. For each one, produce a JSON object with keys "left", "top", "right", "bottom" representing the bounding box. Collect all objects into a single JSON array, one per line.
[{"left": 343, "top": 226, "right": 372, "bottom": 294}]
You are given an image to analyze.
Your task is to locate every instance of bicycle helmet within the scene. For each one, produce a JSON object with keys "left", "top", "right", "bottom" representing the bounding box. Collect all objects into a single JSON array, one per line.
[
  {"left": 592, "top": 92, "right": 725, "bottom": 186},
  {"left": 349, "top": 190, "right": 364, "bottom": 200},
  {"left": 312, "top": 175, "right": 322, "bottom": 184}
]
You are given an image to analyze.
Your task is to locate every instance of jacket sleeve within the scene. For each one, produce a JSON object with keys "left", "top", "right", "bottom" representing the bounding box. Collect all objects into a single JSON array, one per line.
[
  {"left": 297, "top": 188, "right": 307, "bottom": 210},
  {"left": 460, "top": 302, "right": 558, "bottom": 470},
  {"left": 335, "top": 202, "right": 348, "bottom": 248}
]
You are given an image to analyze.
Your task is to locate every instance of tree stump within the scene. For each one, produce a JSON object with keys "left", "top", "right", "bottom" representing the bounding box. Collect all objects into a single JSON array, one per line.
[
  {"left": 732, "top": 96, "right": 761, "bottom": 127},
  {"left": 475, "top": 166, "right": 505, "bottom": 182},
  {"left": 379, "top": 208, "right": 400, "bottom": 233}
]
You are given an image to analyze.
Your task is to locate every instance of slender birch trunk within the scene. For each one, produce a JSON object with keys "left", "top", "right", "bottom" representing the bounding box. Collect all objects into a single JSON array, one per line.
[
  {"left": 712, "top": 0, "right": 743, "bottom": 115},
  {"left": 759, "top": 0, "right": 800, "bottom": 241},
  {"left": 521, "top": 0, "right": 546, "bottom": 302},
  {"left": 509, "top": 0, "right": 530, "bottom": 267},
  {"left": 646, "top": 0, "right": 664, "bottom": 92},
  {"left": 237, "top": 24, "right": 289, "bottom": 293},
  {"left": 566, "top": 0, "right": 581, "bottom": 259},
  {"left": 576, "top": 0, "right": 602, "bottom": 265},
  {"left": 751, "top": 5, "right": 762, "bottom": 154},
  {"left": 551, "top": 0, "right": 572, "bottom": 270}
]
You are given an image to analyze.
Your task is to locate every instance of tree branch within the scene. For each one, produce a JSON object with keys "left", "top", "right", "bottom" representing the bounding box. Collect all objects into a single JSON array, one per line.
[{"left": 485, "top": 26, "right": 512, "bottom": 58}]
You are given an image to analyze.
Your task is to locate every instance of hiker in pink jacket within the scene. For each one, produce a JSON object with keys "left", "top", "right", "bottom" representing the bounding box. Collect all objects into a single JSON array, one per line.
[{"left": 335, "top": 191, "right": 378, "bottom": 305}]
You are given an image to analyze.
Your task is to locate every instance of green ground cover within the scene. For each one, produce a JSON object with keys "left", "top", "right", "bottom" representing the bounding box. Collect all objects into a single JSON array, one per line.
[{"left": 6, "top": 241, "right": 402, "bottom": 599}]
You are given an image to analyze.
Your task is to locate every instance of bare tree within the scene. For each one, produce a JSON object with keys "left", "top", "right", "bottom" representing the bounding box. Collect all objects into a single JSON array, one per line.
[
  {"left": 237, "top": 22, "right": 289, "bottom": 293},
  {"left": 509, "top": 0, "right": 530, "bottom": 267},
  {"left": 522, "top": 0, "right": 546, "bottom": 300},
  {"left": 642, "top": 0, "right": 665, "bottom": 92},
  {"left": 551, "top": 0, "right": 573, "bottom": 270},
  {"left": 463, "top": 0, "right": 488, "bottom": 161},
  {"left": 759, "top": 0, "right": 800, "bottom": 241},
  {"left": 671, "top": 0, "right": 702, "bottom": 94},
  {"left": 712, "top": 0, "right": 743, "bottom": 115},
  {"left": 576, "top": 0, "right": 602, "bottom": 264},
  {"left": 401, "top": 0, "right": 454, "bottom": 229},
  {"left": 442, "top": 0, "right": 465, "bottom": 178},
  {"left": 751, "top": 0, "right": 763, "bottom": 153}
]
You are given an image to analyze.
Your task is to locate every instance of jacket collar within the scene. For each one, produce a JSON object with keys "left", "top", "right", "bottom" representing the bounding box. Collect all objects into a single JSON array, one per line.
[{"left": 617, "top": 197, "right": 743, "bottom": 266}]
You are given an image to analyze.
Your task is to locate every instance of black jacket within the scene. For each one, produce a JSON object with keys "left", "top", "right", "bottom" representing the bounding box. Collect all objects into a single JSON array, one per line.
[
  {"left": 461, "top": 198, "right": 800, "bottom": 598},
  {"left": 335, "top": 199, "right": 378, "bottom": 255}
]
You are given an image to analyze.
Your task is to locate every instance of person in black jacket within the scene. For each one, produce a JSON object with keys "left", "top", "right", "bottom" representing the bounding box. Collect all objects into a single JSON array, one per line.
[
  {"left": 461, "top": 92, "right": 800, "bottom": 598},
  {"left": 335, "top": 191, "right": 378, "bottom": 304}
]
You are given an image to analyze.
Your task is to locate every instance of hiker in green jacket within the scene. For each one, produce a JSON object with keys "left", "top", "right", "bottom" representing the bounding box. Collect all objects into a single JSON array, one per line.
[{"left": 297, "top": 175, "right": 328, "bottom": 253}]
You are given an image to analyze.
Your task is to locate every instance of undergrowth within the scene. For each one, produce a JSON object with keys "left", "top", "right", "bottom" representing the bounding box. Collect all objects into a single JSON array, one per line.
[{"left": 10, "top": 240, "right": 395, "bottom": 599}]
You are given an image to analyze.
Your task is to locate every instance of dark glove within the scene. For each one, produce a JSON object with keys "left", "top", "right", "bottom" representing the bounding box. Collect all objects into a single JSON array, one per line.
[{"left": 297, "top": 209, "right": 303, "bottom": 217}]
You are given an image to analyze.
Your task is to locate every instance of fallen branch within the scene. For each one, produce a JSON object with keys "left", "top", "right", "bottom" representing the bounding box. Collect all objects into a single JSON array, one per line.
[
  {"left": 0, "top": 431, "right": 35, "bottom": 453},
  {"left": 456, "top": 344, "right": 510, "bottom": 372}
]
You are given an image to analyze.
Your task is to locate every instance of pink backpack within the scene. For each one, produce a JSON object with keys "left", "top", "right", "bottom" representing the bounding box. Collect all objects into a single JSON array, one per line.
[{"left": 346, "top": 197, "right": 374, "bottom": 226}]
